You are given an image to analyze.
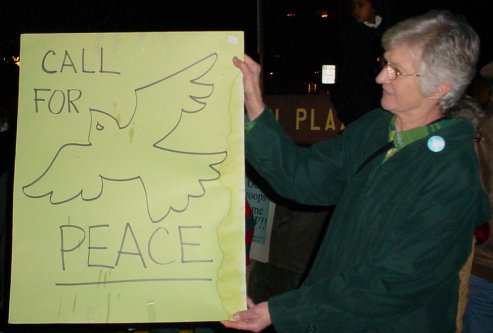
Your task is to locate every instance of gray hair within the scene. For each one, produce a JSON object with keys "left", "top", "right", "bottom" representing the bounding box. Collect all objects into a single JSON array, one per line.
[{"left": 381, "top": 10, "right": 479, "bottom": 111}]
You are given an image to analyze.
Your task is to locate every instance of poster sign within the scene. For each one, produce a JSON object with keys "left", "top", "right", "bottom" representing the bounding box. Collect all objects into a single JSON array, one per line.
[
  {"left": 245, "top": 177, "right": 275, "bottom": 263},
  {"left": 10, "top": 32, "right": 245, "bottom": 324}
]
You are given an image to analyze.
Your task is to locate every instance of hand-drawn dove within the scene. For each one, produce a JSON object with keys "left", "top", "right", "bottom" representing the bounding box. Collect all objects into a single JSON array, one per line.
[{"left": 22, "top": 53, "right": 228, "bottom": 223}]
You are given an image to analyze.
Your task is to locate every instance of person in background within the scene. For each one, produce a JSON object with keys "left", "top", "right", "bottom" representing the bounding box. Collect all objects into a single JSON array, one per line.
[
  {"left": 332, "top": 0, "right": 386, "bottom": 125},
  {"left": 461, "top": 61, "right": 493, "bottom": 333},
  {"left": 225, "top": 10, "right": 490, "bottom": 333}
]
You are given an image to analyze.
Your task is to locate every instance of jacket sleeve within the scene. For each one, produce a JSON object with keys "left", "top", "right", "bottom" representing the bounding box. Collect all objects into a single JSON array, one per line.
[
  {"left": 245, "top": 109, "right": 349, "bottom": 206},
  {"left": 268, "top": 158, "right": 490, "bottom": 332}
]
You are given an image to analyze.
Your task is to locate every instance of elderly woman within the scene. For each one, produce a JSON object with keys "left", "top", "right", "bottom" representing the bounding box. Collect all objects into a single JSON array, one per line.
[{"left": 224, "top": 10, "right": 490, "bottom": 333}]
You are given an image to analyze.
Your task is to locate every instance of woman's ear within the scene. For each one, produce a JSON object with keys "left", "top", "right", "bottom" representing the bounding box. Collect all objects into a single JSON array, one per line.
[{"left": 430, "top": 81, "right": 452, "bottom": 101}]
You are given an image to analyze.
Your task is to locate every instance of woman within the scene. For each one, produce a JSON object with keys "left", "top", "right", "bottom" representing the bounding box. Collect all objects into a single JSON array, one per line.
[{"left": 224, "top": 10, "right": 490, "bottom": 333}]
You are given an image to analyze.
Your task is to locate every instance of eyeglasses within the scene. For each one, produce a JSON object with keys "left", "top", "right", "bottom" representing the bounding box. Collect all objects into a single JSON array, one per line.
[{"left": 377, "top": 57, "right": 422, "bottom": 81}]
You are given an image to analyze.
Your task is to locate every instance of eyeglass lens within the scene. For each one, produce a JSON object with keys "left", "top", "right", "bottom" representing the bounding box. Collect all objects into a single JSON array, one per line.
[{"left": 377, "top": 57, "right": 396, "bottom": 80}]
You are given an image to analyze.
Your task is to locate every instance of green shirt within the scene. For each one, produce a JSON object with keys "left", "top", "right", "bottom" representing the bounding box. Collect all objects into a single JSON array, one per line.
[{"left": 384, "top": 116, "right": 457, "bottom": 161}]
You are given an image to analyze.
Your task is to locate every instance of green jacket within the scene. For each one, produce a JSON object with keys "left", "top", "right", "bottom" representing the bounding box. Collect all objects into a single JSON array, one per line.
[{"left": 245, "top": 108, "right": 490, "bottom": 333}]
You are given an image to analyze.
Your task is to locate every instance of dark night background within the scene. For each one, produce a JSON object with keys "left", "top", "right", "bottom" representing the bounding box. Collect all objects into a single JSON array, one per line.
[
  {"left": 1, "top": 0, "right": 493, "bottom": 105},
  {"left": 0, "top": 0, "right": 493, "bottom": 113},
  {"left": 1, "top": 0, "right": 493, "bottom": 332}
]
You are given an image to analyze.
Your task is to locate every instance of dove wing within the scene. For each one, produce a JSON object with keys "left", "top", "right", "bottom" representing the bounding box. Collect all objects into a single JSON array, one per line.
[
  {"left": 22, "top": 143, "right": 105, "bottom": 204},
  {"left": 140, "top": 149, "right": 227, "bottom": 222},
  {"left": 128, "top": 53, "right": 218, "bottom": 144}
]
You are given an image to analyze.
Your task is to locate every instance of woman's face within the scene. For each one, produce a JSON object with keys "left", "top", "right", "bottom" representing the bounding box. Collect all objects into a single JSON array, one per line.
[
  {"left": 351, "top": 0, "right": 376, "bottom": 23},
  {"left": 375, "top": 45, "right": 429, "bottom": 116}
]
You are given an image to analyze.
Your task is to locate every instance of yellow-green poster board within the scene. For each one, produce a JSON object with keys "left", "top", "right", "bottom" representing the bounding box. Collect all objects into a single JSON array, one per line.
[{"left": 10, "top": 31, "right": 245, "bottom": 324}]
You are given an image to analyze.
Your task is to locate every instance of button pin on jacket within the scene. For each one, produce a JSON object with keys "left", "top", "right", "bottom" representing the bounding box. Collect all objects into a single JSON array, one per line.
[{"left": 427, "top": 135, "right": 446, "bottom": 152}]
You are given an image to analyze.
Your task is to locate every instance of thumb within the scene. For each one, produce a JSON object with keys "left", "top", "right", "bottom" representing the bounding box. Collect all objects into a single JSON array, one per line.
[{"left": 247, "top": 297, "right": 256, "bottom": 308}]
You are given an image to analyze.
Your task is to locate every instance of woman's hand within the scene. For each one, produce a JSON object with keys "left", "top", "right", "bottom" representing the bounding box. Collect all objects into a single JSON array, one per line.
[
  {"left": 221, "top": 298, "right": 272, "bottom": 332},
  {"left": 233, "top": 55, "right": 265, "bottom": 120}
]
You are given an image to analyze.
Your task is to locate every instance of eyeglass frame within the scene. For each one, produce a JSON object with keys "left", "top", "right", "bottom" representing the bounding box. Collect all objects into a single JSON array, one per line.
[{"left": 377, "top": 56, "right": 422, "bottom": 81}]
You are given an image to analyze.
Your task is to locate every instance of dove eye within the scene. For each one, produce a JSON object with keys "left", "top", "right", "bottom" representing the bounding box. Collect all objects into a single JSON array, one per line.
[{"left": 96, "top": 122, "right": 105, "bottom": 131}]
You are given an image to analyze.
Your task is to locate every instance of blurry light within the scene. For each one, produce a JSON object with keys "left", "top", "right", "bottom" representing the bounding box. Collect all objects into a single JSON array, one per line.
[
  {"left": 268, "top": 71, "right": 275, "bottom": 76},
  {"left": 286, "top": 12, "right": 296, "bottom": 17},
  {"left": 307, "top": 82, "right": 318, "bottom": 93},
  {"left": 1, "top": 55, "right": 20, "bottom": 67},
  {"left": 320, "top": 10, "right": 329, "bottom": 18}
]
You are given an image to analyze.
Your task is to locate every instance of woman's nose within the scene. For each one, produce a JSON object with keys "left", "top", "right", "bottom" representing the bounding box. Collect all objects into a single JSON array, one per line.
[{"left": 375, "top": 67, "right": 389, "bottom": 84}]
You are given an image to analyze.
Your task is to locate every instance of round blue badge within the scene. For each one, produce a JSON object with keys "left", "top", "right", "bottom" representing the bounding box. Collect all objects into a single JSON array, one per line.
[{"left": 427, "top": 135, "right": 446, "bottom": 152}]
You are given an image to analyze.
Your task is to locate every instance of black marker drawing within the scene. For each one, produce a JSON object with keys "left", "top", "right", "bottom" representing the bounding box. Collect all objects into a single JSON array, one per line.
[{"left": 23, "top": 53, "right": 227, "bottom": 223}]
